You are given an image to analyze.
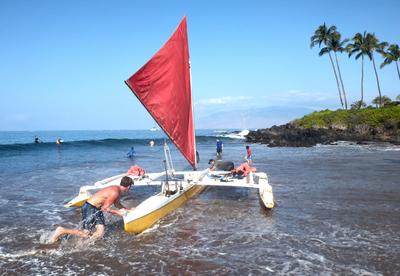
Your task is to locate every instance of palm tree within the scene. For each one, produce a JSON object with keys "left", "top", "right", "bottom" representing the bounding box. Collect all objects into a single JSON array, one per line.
[
  {"left": 367, "top": 33, "right": 388, "bottom": 107},
  {"left": 347, "top": 32, "right": 368, "bottom": 107},
  {"left": 311, "top": 23, "right": 344, "bottom": 109},
  {"left": 350, "top": 100, "right": 366, "bottom": 110},
  {"left": 329, "top": 31, "right": 349, "bottom": 109},
  {"left": 381, "top": 44, "right": 400, "bottom": 80},
  {"left": 372, "top": 95, "right": 391, "bottom": 107}
]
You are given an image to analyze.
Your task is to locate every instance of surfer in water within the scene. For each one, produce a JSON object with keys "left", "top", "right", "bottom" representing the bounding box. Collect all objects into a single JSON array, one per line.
[
  {"left": 34, "top": 136, "right": 41, "bottom": 144},
  {"left": 49, "top": 176, "right": 134, "bottom": 243}
]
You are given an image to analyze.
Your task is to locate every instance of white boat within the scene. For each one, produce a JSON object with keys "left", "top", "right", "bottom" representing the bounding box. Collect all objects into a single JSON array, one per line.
[
  {"left": 149, "top": 126, "right": 157, "bottom": 131},
  {"left": 65, "top": 17, "right": 274, "bottom": 234}
]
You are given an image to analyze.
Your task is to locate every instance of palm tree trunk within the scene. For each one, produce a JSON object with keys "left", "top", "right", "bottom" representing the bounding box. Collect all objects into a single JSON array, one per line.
[
  {"left": 396, "top": 61, "right": 400, "bottom": 80},
  {"left": 360, "top": 56, "right": 364, "bottom": 105},
  {"left": 334, "top": 52, "right": 347, "bottom": 109},
  {"left": 328, "top": 52, "right": 344, "bottom": 109},
  {"left": 372, "top": 55, "right": 382, "bottom": 107}
]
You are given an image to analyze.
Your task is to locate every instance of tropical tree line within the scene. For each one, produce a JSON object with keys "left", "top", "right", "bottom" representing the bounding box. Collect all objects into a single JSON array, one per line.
[{"left": 311, "top": 23, "right": 400, "bottom": 110}]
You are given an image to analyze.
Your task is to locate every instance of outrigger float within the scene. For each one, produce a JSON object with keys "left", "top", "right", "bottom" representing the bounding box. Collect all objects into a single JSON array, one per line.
[{"left": 65, "top": 17, "right": 274, "bottom": 234}]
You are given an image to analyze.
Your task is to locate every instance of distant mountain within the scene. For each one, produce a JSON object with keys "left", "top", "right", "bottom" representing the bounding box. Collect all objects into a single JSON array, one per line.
[{"left": 195, "top": 106, "right": 316, "bottom": 129}]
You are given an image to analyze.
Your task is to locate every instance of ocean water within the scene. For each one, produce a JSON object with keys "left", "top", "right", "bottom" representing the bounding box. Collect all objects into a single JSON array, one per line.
[{"left": 0, "top": 130, "right": 399, "bottom": 275}]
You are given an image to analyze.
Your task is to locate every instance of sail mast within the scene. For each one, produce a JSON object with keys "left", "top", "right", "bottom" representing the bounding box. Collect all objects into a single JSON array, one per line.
[{"left": 189, "top": 60, "right": 197, "bottom": 169}]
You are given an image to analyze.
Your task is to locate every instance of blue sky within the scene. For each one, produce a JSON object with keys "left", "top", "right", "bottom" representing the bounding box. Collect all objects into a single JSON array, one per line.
[{"left": 0, "top": 0, "right": 399, "bottom": 130}]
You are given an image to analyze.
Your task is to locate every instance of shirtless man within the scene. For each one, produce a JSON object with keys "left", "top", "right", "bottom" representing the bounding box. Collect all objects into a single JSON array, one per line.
[{"left": 50, "top": 176, "right": 134, "bottom": 243}]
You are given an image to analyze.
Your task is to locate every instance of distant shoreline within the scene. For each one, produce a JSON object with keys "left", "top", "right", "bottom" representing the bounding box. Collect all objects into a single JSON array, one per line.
[{"left": 246, "top": 106, "right": 400, "bottom": 147}]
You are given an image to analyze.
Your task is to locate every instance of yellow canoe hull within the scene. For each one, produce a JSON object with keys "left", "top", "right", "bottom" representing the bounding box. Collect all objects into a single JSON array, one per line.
[
  {"left": 124, "top": 184, "right": 205, "bottom": 234},
  {"left": 64, "top": 194, "right": 90, "bottom": 208}
]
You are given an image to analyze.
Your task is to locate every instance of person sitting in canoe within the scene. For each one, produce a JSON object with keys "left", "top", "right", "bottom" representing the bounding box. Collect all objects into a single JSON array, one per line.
[{"left": 49, "top": 176, "right": 134, "bottom": 243}]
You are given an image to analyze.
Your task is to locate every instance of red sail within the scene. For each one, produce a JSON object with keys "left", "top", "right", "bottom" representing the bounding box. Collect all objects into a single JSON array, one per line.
[{"left": 125, "top": 17, "right": 196, "bottom": 169}]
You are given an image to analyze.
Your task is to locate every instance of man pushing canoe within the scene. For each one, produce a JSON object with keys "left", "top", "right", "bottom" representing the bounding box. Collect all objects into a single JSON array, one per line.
[{"left": 50, "top": 176, "right": 134, "bottom": 243}]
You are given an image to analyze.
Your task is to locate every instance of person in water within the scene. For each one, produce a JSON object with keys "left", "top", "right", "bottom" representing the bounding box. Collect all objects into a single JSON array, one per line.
[
  {"left": 50, "top": 176, "right": 134, "bottom": 243},
  {"left": 245, "top": 145, "right": 252, "bottom": 164},
  {"left": 34, "top": 136, "right": 41, "bottom": 144},
  {"left": 126, "top": 147, "right": 136, "bottom": 158},
  {"left": 196, "top": 151, "right": 200, "bottom": 164},
  {"left": 56, "top": 138, "right": 63, "bottom": 145},
  {"left": 216, "top": 139, "right": 223, "bottom": 159}
]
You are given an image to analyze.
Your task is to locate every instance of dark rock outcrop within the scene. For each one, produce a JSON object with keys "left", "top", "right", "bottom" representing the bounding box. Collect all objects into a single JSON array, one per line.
[{"left": 246, "top": 123, "right": 400, "bottom": 147}]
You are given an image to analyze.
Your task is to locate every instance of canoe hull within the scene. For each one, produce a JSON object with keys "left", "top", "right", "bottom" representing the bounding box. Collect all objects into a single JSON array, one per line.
[
  {"left": 258, "top": 179, "right": 274, "bottom": 209},
  {"left": 124, "top": 184, "right": 205, "bottom": 234}
]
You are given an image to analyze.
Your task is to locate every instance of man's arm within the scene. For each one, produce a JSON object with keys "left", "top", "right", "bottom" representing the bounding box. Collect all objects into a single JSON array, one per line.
[
  {"left": 113, "top": 198, "right": 127, "bottom": 210},
  {"left": 101, "top": 191, "right": 126, "bottom": 216}
]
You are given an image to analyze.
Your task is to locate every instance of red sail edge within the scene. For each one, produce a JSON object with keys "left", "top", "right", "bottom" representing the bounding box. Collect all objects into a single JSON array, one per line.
[{"left": 125, "top": 17, "right": 196, "bottom": 169}]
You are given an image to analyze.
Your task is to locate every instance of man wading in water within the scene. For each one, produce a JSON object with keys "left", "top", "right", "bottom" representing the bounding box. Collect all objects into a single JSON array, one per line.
[{"left": 50, "top": 176, "right": 134, "bottom": 243}]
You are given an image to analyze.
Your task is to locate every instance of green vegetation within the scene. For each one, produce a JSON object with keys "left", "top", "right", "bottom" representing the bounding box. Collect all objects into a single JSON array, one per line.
[
  {"left": 311, "top": 24, "right": 399, "bottom": 109},
  {"left": 293, "top": 105, "right": 400, "bottom": 129}
]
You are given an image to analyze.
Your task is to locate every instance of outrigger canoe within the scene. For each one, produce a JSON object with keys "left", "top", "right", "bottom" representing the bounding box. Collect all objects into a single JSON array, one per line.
[{"left": 65, "top": 16, "right": 274, "bottom": 234}]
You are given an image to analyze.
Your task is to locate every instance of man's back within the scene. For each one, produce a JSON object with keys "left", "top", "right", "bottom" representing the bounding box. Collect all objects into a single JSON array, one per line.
[{"left": 87, "top": 186, "right": 121, "bottom": 209}]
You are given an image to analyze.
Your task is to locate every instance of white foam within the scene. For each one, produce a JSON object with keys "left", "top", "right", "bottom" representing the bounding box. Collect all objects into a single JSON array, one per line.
[
  {"left": 39, "top": 230, "right": 54, "bottom": 244},
  {"left": 265, "top": 266, "right": 274, "bottom": 272},
  {"left": 317, "top": 141, "right": 400, "bottom": 152},
  {"left": 0, "top": 198, "right": 9, "bottom": 206},
  {"left": 0, "top": 249, "right": 41, "bottom": 259},
  {"left": 140, "top": 223, "right": 160, "bottom": 234},
  {"left": 219, "top": 129, "right": 250, "bottom": 139}
]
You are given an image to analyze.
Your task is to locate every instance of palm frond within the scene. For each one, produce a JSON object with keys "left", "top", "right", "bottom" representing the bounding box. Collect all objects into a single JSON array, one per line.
[
  {"left": 380, "top": 60, "right": 390, "bottom": 69},
  {"left": 319, "top": 47, "right": 330, "bottom": 56}
]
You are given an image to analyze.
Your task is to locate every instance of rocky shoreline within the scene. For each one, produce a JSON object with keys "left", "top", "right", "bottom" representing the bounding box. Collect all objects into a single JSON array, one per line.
[{"left": 246, "top": 123, "right": 400, "bottom": 147}]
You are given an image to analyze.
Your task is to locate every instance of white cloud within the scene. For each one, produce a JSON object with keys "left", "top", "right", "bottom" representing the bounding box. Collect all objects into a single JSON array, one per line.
[
  {"left": 194, "top": 89, "right": 340, "bottom": 116},
  {"left": 196, "top": 96, "right": 254, "bottom": 106}
]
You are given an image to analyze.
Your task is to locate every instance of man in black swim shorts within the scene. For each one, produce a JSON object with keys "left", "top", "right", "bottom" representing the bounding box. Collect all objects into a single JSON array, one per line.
[{"left": 50, "top": 176, "right": 134, "bottom": 243}]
